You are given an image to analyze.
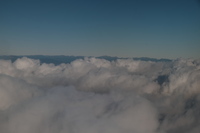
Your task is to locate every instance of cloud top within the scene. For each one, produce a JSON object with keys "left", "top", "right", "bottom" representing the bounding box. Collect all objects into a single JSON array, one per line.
[{"left": 0, "top": 57, "right": 200, "bottom": 133}]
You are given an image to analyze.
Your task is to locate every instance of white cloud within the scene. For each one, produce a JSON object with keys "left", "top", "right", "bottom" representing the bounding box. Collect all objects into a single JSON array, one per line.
[{"left": 0, "top": 57, "right": 200, "bottom": 133}]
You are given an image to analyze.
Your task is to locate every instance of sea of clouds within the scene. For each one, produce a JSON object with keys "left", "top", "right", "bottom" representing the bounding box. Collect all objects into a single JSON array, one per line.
[{"left": 0, "top": 57, "right": 200, "bottom": 133}]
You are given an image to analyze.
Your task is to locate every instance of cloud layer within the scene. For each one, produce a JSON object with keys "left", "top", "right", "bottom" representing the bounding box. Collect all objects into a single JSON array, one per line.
[{"left": 0, "top": 57, "right": 200, "bottom": 133}]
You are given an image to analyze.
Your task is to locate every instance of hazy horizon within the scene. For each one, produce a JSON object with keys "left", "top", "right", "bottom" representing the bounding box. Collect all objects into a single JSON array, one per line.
[{"left": 0, "top": 54, "right": 199, "bottom": 61}]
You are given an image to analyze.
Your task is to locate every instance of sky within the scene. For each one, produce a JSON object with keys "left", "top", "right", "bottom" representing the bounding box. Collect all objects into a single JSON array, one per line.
[{"left": 0, "top": 0, "right": 200, "bottom": 59}]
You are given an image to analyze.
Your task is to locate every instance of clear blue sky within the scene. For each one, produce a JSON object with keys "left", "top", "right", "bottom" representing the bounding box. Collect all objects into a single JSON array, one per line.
[{"left": 0, "top": 0, "right": 200, "bottom": 59}]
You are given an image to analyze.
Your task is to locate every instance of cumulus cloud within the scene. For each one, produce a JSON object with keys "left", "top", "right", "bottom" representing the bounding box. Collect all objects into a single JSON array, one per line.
[{"left": 0, "top": 57, "right": 200, "bottom": 133}]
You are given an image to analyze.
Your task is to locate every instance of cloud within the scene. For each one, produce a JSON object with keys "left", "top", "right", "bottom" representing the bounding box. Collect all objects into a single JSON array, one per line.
[
  {"left": 1, "top": 87, "right": 159, "bottom": 133},
  {"left": 0, "top": 57, "right": 200, "bottom": 133},
  {"left": 0, "top": 74, "right": 41, "bottom": 110}
]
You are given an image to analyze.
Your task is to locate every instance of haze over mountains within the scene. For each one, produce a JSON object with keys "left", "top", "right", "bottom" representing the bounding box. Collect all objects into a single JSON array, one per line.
[{"left": 0, "top": 55, "right": 171, "bottom": 65}]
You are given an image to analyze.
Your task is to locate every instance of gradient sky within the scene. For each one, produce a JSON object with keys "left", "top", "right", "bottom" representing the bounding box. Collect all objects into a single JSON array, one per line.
[{"left": 0, "top": 0, "right": 200, "bottom": 59}]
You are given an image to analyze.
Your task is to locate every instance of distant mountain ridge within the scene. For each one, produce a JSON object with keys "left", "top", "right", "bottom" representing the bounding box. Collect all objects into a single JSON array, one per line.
[{"left": 0, "top": 55, "right": 172, "bottom": 65}]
